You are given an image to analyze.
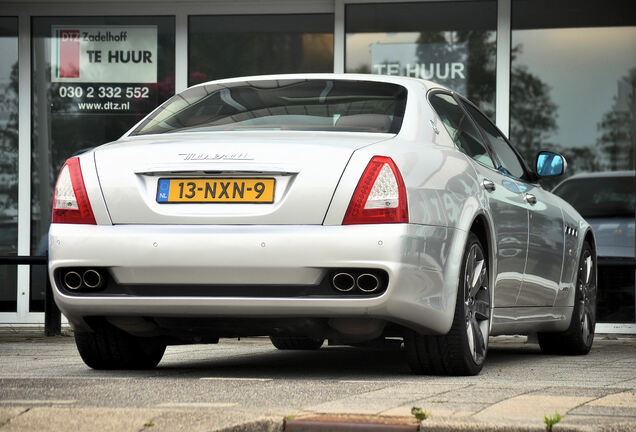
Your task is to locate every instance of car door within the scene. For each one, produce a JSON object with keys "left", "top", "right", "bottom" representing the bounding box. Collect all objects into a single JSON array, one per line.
[
  {"left": 428, "top": 92, "right": 528, "bottom": 307},
  {"left": 519, "top": 186, "right": 565, "bottom": 306},
  {"left": 461, "top": 100, "right": 564, "bottom": 307}
]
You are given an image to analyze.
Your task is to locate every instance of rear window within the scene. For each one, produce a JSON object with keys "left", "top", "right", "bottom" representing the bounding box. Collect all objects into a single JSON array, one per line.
[
  {"left": 131, "top": 79, "right": 407, "bottom": 136},
  {"left": 553, "top": 175, "right": 636, "bottom": 218}
]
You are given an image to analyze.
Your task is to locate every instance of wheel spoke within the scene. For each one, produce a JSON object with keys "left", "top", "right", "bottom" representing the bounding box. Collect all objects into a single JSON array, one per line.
[
  {"left": 473, "top": 299, "right": 490, "bottom": 320},
  {"left": 470, "top": 259, "right": 485, "bottom": 298},
  {"left": 471, "top": 316, "right": 486, "bottom": 359},
  {"left": 466, "top": 319, "right": 475, "bottom": 356},
  {"left": 584, "top": 255, "right": 593, "bottom": 285},
  {"left": 465, "top": 248, "right": 476, "bottom": 299},
  {"left": 581, "top": 312, "right": 590, "bottom": 342}
]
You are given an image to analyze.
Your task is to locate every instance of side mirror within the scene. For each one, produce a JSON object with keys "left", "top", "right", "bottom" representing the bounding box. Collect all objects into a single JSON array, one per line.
[{"left": 536, "top": 151, "right": 566, "bottom": 177}]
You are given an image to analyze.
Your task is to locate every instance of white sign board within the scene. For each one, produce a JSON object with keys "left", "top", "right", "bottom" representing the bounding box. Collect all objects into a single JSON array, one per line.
[{"left": 51, "top": 25, "right": 157, "bottom": 83}]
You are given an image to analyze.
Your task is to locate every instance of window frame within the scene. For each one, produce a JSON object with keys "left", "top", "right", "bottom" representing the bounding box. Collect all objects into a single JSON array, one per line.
[
  {"left": 456, "top": 93, "right": 537, "bottom": 183},
  {"left": 427, "top": 89, "right": 498, "bottom": 171}
]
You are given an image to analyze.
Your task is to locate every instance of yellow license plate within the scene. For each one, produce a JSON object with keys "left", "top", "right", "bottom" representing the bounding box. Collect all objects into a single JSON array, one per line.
[{"left": 156, "top": 178, "right": 275, "bottom": 203}]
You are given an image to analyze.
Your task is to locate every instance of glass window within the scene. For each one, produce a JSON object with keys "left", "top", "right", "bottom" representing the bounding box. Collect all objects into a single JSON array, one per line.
[
  {"left": 463, "top": 100, "right": 527, "bottom": 179},
  {"left": 553, "top": 173, "right": 636, "bottom": 323},
  {"left": 553, "top": 175, "right": 635, "bottom": 219},
  {"left": 31, "top": 16, "right": 175, "bottom": 311},
  {"left": 0, "top": 17, "right": 18, "bottom": 312},
  {"left": 346, "top": 1, "right": 497, "bottom": 115},
  {"left": 133, "top": 79, "right": 407, "bottom": 135},
  {"left": 428, "top": 92, "right": 494, "bottom": 168},
  {"left": 188, "top": 14, "right": 333, "bottom": 86},
  {"left": 511, "top": 0, "right": 636, "bottom": 179},
  {"left": 512, "top": 0, "right": 636, "bottom": 324}
]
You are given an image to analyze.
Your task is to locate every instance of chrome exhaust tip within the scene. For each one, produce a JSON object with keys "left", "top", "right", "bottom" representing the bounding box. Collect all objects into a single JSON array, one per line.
[
  {"left": 83, "top": 269, "right": 103, "bottom": 290},
  {"left": 63, "top": 271, "right": 83, "bottom": 290},
  {"left": 332, "top": 273, "right": 356, "bottom": 292},
  {"left": 356, "top": 273, "right": 380, "bottom": 293}
]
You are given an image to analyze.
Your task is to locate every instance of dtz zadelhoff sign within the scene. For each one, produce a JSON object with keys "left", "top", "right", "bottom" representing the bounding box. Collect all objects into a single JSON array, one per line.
[{"left": 51, "top": 25, "right": 157, "bottom": 83}]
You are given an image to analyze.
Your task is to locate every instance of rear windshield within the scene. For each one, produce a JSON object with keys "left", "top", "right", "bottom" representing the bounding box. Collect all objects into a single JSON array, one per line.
[
  {"left": 131, "top": 79, "right": 407, "bottom": 136},
  {"left": 553, "top": 176, "right": 636, "bottom": 218}
]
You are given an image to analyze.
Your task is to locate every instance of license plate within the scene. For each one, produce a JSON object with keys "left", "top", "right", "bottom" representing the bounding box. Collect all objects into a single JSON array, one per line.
[{"left": 156, "top": 178, "right": 275, "bottom": 203}]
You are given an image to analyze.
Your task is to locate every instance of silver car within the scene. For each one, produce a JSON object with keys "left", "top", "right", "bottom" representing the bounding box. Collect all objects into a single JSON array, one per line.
[{"left": 49, "top": 74, "right": 597, "bottom": 376}]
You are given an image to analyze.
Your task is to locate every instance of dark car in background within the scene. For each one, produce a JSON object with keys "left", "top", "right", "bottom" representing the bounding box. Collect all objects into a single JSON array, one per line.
[{"left": 553, "top": 171, "right": 635, "bottom": 323}]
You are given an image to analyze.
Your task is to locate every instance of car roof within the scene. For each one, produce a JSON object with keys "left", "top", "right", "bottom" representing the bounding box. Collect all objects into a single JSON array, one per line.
[
  {"left": 553, "top": 170, "right": 635, "bottom": 192},
  {"left": 193, "top": 73, "right": 451, "bottom": 93},
  {"left": 560, "top": 170, "right": 635, "bottom": 180}
]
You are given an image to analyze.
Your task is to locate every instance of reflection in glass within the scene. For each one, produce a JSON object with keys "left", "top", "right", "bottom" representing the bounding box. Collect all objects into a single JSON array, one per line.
[
  {"left": 511, "top": 0, "right": 636, "bottom": 178},
  {"left": 188, "top": 15, "right": 333, "bottom": 86},
  {"left": 536, "top": 152, "right": 564, "bottom": 177},
  {"left": 428, "top": 92, "right": 495, "bottom": 168},
  {"left": 133, "top": 80, "right": 407, "bottom": 136},
  {"left": 30, "top": 17, "right": 175, "bottom": 311},
  {"left": 0, "top": 17, "right": 18, "bottom": 312},
  {"left": 553, "top": 173, "right": 636, "bottom": 323},
  {"left": 511, "top": 0, "right": 636, "bottom": 324},
  {"left": 345, "top": 1, "right": 497, "bottom": 115}
]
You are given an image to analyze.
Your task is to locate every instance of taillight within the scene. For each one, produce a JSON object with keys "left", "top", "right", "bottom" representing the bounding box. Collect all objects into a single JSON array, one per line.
[
  {"left": 52, "top": 157, "right": 96, "bottom": 225},
  {"left": 343, "top": 156, "right": 408, "bottom": 225}
]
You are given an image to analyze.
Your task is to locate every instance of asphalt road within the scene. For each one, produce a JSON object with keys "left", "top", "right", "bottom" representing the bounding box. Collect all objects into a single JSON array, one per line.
[{"left": 0, "top": 331, "right": 635, "bottom": 431}]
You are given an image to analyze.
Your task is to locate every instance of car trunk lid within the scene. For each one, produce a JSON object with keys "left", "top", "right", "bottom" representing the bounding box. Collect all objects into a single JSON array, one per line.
[{"left": 94, "top": 131, "right": 393, "bottom": 225}]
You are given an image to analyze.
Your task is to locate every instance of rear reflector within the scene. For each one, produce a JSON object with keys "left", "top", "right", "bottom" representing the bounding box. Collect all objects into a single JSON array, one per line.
[
  {"left": 52, "top": 157, "right": 96, "bottom": 225},
  {"left": 343, "top": 156, "right": 408, "bottom": 225}
]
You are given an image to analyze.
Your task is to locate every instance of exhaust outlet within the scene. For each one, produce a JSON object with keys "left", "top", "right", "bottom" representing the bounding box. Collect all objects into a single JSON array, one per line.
[
  {"left": 356, "top": 273, "right": 380, "bottom": 293},
  {"left": 332, "top": 273, "right": 355, "bottom": 292},
  {"left": 63, "top": 271, "right": 83, "bottom": 290},
  {"left": 83, "top": 269, "right": 104, "bottom": 289}
]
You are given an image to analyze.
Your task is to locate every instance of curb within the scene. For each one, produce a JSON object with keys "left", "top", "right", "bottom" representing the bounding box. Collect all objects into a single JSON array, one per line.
[
  {"left": 216, "top": 415, "right": 636, "bottom": 432},
  {"left": 286, "top": 414, "right": 418, "bottom": 432},
  {"left": 215, "top": 417, "right": 285, "bottom": 432}
]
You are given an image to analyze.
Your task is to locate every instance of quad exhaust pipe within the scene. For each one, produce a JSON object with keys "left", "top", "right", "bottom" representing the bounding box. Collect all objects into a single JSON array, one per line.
[
  {"left": 63, "top": 271, "right": 83, "bottom": 290},
  {"left": 62, "top": 269, "right": 105, "bottom": 291},
  {"left": 331, "top": 271, "right": 383, "bottom": 293},
  {"left": 332, "top": 273, "right": 356, "bottom": 292},
  {"left": 356, "top": 273, "right": 380, "bottom": 292},
  {"left": 83, "top": 269, "right": 104, "bottom": 289}
]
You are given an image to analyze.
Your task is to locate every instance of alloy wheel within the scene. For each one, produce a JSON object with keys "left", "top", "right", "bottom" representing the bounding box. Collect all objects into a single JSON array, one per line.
[{"left": 464, "top": 243, "right": 490, "bottom": 365}]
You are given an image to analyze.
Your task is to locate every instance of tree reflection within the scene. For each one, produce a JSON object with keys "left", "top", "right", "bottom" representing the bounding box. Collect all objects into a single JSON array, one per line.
[
  {"left": 414, "top": 32, "right": 560, "bottom": 177},
  {"left": 596, "top": 68, "right": 636, "bottom": 171},
  {"left": 510, "top": 63, "right": 558, "bottom": 167},
  {"left": 0, "top": 62, "right": 18, "bottom": 221},
  {"left": 0, "top": 61, "right": 18, "bottom": 311},
  {"left": 416, "top": 31, "right": 496, "bottom": 117},
  {"left": 189, "top": 33, "right": 333, "bottom": 85}
]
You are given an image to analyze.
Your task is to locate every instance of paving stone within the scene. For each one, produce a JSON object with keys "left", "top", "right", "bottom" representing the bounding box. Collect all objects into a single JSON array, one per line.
[
  {"left": 0, "top": 407, "right": 27, "bottom": 427},
  {"left": 474, "top": 395, "right": 594, "bottom": 423},
  {"left": 309, "top": 396, "right": 416, "bottom": 415},
  {"left": 587, "top": 392, "right": 636, "bottom": 408},
  {"left": 568, "top": 405, "right": 636, "bottom": 418},
  {"left": 0, "top": 407, "right": 158, "bottom": 432}
]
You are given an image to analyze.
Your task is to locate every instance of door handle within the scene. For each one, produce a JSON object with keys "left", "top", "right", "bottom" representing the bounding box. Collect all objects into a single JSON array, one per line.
[
  {"left": 482, "top": 179, "right": 496, "bottom": 191},
  {"left": 524, "top": 193, "right": 537, "bottom": 205}
]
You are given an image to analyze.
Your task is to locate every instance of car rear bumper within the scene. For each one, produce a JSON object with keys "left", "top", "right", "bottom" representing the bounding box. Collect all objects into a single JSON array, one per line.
[{"left": 49, "top": 223, "right": 465, "bottom": 335}]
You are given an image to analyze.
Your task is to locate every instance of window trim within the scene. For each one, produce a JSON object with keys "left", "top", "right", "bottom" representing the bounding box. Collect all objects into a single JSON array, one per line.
[
  {"left": 456, "top": 93, "right": 537, "bottom": 183},
  {"left": 426, "top": 88, "right": 498, "bottom": 171}
]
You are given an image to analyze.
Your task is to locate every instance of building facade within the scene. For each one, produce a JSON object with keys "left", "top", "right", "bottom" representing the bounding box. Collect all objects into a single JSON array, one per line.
[{"left": 0, "top": 0, "right": 634, "bottom": 332}]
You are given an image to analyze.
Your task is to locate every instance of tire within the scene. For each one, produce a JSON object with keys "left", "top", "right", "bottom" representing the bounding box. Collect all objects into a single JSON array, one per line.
[
  {"left": 269, "top": 336, "right": 324, "bottom": 350},
  {"left": 75, "top": 321, "right": 166, "bottom": 370},
  {"left": 538, "top": 241, "right": 596, "bottom": 355},
  {"left": 405, "top": 232, "right": 491, "bottom": 376}
]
